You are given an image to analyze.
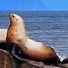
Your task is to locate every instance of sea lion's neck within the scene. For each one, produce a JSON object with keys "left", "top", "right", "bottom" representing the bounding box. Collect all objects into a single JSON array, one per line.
[{"left": 8, "top": 22, "right": 27, "bottom": 46}]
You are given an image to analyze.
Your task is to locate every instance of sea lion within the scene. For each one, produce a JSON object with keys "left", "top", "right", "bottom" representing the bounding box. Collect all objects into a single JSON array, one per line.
[{"left": 6, "top": 13, "right": 57, "bottom": 63}]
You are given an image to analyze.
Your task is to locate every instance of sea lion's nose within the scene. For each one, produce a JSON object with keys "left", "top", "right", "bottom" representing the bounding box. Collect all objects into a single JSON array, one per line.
[
  {"left": 9, "top": 13, "right": 12, "bottom": 17},
  {"left": 9, "top": 13, "right": 12, "bottom": 18},
  {"left": 9, "top": 13, "right": 15, "bottom": 18}
]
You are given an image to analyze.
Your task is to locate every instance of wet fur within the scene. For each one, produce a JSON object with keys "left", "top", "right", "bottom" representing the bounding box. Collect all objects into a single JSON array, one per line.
[{"left": 6, "top": 13, "right": 57, "bottom": 63}]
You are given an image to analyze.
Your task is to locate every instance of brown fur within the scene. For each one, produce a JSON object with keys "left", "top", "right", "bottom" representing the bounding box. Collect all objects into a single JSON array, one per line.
[
  {"left": 22, "top": 45, "right": 56, "bottom": 60},
  {"left": 6, "top": 13, "right": 57, "bottom": 62}
]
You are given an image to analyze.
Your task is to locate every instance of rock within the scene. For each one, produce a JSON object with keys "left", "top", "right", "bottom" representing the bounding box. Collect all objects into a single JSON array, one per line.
[
  {"left": 62, "top": 58, "right": 68, "bottom": 64},
  {"left": 19, "top": 61, "right": 45, "bottom": 68},
  {"left": 19, "top": 62, "right": 61, "bottom": 68},
  {"left": 12, "top": 57, "right": 21, "bottom": 68},
  {"left": 0, "top": 29, "right": 7, "bottom": 41},
  {"left": 62, "top": 63, "right": 68, "bottom": 68},
  {"left": 0, "top": 41, "right": 7, "bottom": 50},
  {"left": 19, "top": 60, "right": 61, "bottom": 68},
  {"left": 43, "top": 65, "right": 61, "bottom": 68},
  {"left": 0, "top": 49, "right": 20, "bottom": 68},
  {"left": 19, "top": 62, "right": 41, "bottom": 68},
  {"left": 58, "top": 63, "right": 68, "bottom": 68},
  {"left": 59, "top": 58, "right": 68, "bottom": 68},
  {"left": 0, "top": 49, "right": 12, "bottom": 68},
  {"left": 0, "top": 41, "right": 21, "bottom": 68}
]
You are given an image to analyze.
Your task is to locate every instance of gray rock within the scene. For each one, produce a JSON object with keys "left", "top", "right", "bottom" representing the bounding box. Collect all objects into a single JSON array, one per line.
[{"left": 0, "top": 49, "right": 11, "bottom": 68}]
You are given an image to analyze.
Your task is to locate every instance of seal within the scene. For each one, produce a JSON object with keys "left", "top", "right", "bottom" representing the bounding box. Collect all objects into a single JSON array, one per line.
[{"left": 6, "top": 13, "right": 57, "bottom": 63}]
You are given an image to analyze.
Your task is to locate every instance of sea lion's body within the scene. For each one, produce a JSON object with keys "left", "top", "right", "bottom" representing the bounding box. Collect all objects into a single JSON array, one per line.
[{"left": 6, "top": 13, "right": 57, "bottom": 62}]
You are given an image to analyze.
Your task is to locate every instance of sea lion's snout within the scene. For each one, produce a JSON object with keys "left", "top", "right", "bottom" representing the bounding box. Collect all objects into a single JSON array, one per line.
[
  {"left": 9, "top": 13, "right": 11, "bottom": 16},
  {"left": 9, "top": 13, "right": 11, "bottom": 18},
  {"left": 9, "top": 13, "right": 15, "bottom": 18}
]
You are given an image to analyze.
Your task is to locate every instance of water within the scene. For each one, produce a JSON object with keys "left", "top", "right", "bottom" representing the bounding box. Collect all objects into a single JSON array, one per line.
[{"left": 0, "top": 11, "right": 68, "bottom": 61}]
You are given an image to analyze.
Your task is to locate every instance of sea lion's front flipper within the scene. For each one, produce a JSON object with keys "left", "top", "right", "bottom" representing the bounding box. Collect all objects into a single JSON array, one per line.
[
  {"left": 11, "top": 44, "right": 45, "bottom": 67},
  {"left": 11, "top": 43, "right": 30, "bottom": 62}
]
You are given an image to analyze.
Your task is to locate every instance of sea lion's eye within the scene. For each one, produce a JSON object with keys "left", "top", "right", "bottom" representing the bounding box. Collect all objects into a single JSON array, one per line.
[{"left": 12, "top": 15, "right": 15, "bottom": 18}]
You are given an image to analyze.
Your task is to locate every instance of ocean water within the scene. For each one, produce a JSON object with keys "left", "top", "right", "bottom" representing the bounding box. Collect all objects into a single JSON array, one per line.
[{"left": 0, "top": 11, "right": 68, "bottom": 61}]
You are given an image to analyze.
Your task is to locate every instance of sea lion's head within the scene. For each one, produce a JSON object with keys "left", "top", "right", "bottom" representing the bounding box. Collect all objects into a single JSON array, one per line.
[
  {"left": 7, "top": 13, "right": 27, "bottom": 47},
  {"left": 9, "top": 13, "right": 23, "bottom": 25}
]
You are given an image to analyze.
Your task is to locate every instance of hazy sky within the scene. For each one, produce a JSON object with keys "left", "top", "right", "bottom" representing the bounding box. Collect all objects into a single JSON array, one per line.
[
  {"left": 0, "top": 0, "right": 68, "bottom": 11},
  {"left": 41, "top": 0, "right": 68, "bottom": 11}
]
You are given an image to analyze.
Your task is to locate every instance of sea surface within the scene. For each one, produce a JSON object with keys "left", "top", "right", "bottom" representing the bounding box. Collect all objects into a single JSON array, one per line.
[{"left": 0, "top": 11, "right": 68, "bottom": 61}]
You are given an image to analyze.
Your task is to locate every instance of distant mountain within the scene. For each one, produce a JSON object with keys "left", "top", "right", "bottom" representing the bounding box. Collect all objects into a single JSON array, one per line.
[{"left": 0, "top": 0, "right": 46, "bottom": 11}]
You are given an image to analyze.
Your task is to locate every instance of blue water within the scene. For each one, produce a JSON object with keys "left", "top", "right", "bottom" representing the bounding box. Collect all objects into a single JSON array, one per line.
[{"left": 0, "top": 11, "right": 68, "bottom": 61}]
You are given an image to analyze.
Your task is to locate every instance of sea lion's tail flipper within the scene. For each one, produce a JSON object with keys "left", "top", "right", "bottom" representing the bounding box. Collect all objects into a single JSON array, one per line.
[{"left": 11, "top": 43, "right": 30, "bottom": 62}]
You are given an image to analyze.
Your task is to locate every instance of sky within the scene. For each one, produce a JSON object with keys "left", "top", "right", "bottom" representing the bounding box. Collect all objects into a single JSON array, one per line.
[{"left": 0, "top": 0, "right": 68, "bottom": 11}]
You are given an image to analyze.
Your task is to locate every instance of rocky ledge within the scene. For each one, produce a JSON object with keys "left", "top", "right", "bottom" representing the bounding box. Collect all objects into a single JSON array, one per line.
[{"left": 0, "top": 43, "right": 68, "bottom": 68}]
